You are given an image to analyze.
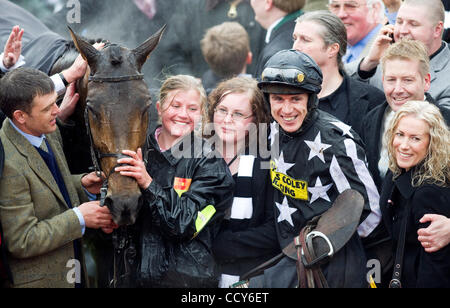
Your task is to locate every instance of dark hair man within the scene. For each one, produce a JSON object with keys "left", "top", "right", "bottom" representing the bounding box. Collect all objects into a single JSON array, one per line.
[{"left": 0, "top": 68, "right": 115, "bottom": 288}]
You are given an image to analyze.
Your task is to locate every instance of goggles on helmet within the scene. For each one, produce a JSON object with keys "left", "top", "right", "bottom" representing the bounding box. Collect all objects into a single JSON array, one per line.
[{"left": 261, "top": 68, "right": 306, "bottom": 85}]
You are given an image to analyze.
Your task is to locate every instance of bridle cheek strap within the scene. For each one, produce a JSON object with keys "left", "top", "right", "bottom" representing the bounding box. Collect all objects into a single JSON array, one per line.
[
  {"left": 84, "top": 72, "right": 145, "bottom": 207},
  {"left": 84, "top": 107, "right": 135, "bottom": 207}
]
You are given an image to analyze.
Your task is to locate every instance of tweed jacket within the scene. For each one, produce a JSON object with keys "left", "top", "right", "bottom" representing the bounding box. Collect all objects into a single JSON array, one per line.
[{"left": 0, "top": 119, "right": 88, "bottom": 288}]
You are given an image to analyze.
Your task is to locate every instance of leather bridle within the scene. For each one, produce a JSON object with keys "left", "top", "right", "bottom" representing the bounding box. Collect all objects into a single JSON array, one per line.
[{"left": 84, "top": 73, "right": 145, "bottom": 207}]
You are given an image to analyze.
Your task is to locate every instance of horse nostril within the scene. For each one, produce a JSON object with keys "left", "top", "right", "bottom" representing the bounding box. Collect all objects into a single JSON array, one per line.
[
  {"left": 103, "top": 194, "right": 141, "bottom": 226},
  {"left": 122, "top": 207, "right": 130, "bottom": 217}
]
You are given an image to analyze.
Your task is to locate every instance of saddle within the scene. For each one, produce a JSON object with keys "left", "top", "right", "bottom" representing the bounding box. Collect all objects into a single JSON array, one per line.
[{"left": 238, "top": 189, "right": 365, "bottom": 288}]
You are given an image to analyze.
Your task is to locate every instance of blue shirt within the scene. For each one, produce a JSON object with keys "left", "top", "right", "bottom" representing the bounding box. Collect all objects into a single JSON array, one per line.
[
  {"left": 386, "top": 10, "right": 398, "bottom": 25},
  {"left": 10, "top": 121, "right": 87, "bottom": 234},
  {"left": 343, "top": 24, "right": 382, "bottom": 64}
]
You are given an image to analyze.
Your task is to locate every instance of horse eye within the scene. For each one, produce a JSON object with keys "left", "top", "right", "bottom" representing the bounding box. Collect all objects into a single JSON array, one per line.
[
  {"left": 141, "top": 104, "right": 151, "bottom": 118},
  {"left": 87, "top": 103, "right": 101, "bottom": 119}
]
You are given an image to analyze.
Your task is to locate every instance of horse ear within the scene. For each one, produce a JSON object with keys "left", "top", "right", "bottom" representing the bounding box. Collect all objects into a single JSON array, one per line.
[
  {"left": 132, "top": 25, "right": 167, "bottom": 72},
  {"left": 68, "top": 26, "right": 100, "bottom": 72}
]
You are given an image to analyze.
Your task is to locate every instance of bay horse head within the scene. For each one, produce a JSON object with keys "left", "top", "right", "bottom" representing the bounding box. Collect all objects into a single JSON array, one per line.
[{"left": 69, "top": 26, "right": 166, "bottom": 226}]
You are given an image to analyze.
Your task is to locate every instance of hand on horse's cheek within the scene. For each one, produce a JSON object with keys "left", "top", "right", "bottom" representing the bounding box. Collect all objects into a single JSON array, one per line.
[{"left": 116, "top": 149, "right": 152, "bottom": 189}]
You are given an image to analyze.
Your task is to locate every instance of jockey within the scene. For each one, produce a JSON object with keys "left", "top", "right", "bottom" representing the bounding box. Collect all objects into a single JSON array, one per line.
[{"left": 247, "top": 49, "right": 382, "bottom": 287}]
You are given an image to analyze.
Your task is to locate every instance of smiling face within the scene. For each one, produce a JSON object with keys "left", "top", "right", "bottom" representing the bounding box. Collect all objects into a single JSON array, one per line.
[
  {"left": 213, "top": 92, "right": 254, "bottom": 145},
  {"left": 382, "top": 58, "right": 430, "bottom": 112},
  {"left": 392, "top": 114, "right": 430, "bottom": 171},
  {"left": 269, "top": 93, "right": 309, "bottom": 133},
  {"left": 157, "top": 89, "right": 202, "bottom": 146},
  {"left": 394, "top": 3, "right": 443, "bottom": 55},
  {"left": 329, "top": 0, "right": 377, "bottom": 46}
]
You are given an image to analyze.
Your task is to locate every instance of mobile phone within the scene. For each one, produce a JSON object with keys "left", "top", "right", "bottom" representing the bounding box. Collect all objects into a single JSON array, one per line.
[{"left": 389, "top": 32, "right": 395, "bottom": 44}]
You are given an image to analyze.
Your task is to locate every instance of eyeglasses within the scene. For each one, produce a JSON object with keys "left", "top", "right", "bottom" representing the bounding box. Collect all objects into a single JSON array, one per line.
[
  {"left": 214, "top": 106, "right": 253, "bottom": 121},
  {"left": 328, "top": 1, "right": 363, "bottom": 14}
]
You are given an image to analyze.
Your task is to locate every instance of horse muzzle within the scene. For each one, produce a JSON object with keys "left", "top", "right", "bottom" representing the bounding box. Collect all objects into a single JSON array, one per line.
[{"left": 104, "top": 193, "right": 143, "bottom": 226}]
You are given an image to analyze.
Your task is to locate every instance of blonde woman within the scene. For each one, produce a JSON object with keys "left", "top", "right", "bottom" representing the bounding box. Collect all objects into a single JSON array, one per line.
[
  {"left": 380, "top": 100, "right": 450, "bottom": 288},
  {"left": 115, "top": 75, "right": 234, "bottom": 287}
]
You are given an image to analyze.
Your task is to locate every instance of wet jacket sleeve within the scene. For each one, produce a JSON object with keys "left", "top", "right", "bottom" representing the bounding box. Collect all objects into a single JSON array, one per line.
[{"left": 142, "top": 157, "right": 234, "bottom": 241}]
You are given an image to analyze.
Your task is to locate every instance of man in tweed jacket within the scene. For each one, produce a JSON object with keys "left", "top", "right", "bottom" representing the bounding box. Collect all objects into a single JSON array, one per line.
[{"left": 0, "top": 68, "right": 114, "bottom": 288}]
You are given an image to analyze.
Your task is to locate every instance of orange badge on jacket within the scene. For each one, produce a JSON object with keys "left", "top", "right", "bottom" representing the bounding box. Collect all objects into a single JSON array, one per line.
[{"left": 173, "top": 177, "right": 192, "bottom": 197}]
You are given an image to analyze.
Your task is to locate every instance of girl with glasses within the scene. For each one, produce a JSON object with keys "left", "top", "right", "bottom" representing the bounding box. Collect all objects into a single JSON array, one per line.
[{"left": 205, "top": 76, "right": 280, "bottom": 288}]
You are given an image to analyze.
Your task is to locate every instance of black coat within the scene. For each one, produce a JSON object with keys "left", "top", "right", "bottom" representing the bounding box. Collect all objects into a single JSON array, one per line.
[
  {"left": 320, "top": 73, "right": 384, "bottom": 138},
  {"left": 212, "top": 155, "right": 280, "bottom": 278},
  {"left": 253, "top": 11, "right": 302, "bottom": 79},
  {"left": 158, "top": 0, "right": 265, "bottom": 79},
  {"left": 360, "top": 93, "right": 445, "bottom": 192},
  {"left": 137, "top": 129, "right": 234, "bottom": 288},
  {"left": 360, "top": 100, "right": 390, "bottom": 192},
  {"left": 380, "top": 170, "right": 450, "bottom": 288}
]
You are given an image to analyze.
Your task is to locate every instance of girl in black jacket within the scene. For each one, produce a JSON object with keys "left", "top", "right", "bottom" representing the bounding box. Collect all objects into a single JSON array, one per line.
[{"left": 116, "top": 75, "right": 234, "bottom": 287}]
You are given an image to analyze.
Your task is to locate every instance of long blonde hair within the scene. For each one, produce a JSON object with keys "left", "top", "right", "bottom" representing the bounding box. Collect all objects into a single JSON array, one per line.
[{"left": 385, "top": 101, "right": 450, "bottom": 186}]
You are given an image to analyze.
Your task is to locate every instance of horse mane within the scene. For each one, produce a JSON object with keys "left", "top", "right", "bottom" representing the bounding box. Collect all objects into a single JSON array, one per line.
[
  {"left": 108, "top": 44, "right": 124, "bottom": 66},
  {"left": 49, "top": 43, "right": 79, "bottom": 75}
]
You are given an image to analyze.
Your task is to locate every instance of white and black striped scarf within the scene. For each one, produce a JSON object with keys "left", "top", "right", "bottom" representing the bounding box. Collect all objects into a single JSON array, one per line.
[{"left": 219, "top": 154, "right": 255, "bottom": 288}]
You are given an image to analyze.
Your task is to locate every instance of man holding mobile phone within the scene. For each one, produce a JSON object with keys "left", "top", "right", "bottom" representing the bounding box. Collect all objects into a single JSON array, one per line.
[{"left": 349, "top": 0, "right": 450, "bottom": 113}]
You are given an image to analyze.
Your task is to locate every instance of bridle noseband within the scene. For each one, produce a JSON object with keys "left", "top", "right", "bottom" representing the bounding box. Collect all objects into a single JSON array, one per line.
[
  {"left": 85, "top": 73, "right": 145, "bottom": 207},
  {"left": 88, "top": 74, "right": 144, "bottom": 83}
]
